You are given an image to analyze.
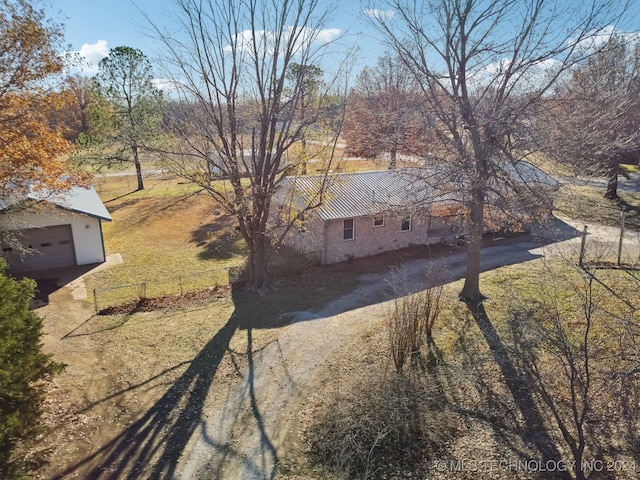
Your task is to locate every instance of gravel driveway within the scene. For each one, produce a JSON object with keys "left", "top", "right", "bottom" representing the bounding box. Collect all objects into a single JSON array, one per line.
[{"left": 173, "top": 215, "right": 637, "bottom": 480}]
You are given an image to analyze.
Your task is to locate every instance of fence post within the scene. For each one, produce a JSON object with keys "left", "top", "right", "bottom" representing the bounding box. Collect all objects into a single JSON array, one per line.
[
  {"left": 93, "top": 288, "right": 99, "bottom": 312},
  {"left": 618, "top": 209, "right": 626, "bottom": 266}
]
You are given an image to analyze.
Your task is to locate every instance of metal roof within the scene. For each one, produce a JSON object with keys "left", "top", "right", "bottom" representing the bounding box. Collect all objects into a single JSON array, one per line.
[
  {"left": 1, "top": 185, "right": 112, "bottom": 221},
  {"left": 278, "top": 169, "right": 456, "bottom": 221},
  {"left": 276, "top": 162, "right": 557, "bottom": 222},
  {"left": 504, "top": 161, "right": 559, "bottom": 188},
  {"left": 44, "top": 186, "right": 112, "bottom": 221}
]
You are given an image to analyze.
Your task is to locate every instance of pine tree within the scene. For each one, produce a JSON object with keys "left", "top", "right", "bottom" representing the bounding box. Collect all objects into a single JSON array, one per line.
[{"left": 0, "top": 259, "right": 64, "bottom": 477}]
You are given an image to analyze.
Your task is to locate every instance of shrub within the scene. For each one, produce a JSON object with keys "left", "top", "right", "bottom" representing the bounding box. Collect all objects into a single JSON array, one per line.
[
  {"left": 0, "top": 259, "right": 64, "bottom": 477},
  {"left": 386, "top": 267, "right": 444, "bottom": 372},
  {"left": 306, "top": 370, "right": 457, "bottom": 479}
]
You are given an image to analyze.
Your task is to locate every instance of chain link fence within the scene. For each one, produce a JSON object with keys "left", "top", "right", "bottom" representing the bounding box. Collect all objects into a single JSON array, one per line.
[
  {"left": 578, "top": 225, "right": 640, "bottom": 268},
  {"left": 92, "top": 267, "right": 242, "bottom": 312}
]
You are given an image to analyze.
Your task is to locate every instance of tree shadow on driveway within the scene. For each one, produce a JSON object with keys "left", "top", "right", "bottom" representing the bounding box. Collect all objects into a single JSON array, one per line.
[
  {"left": 52, "top": 224, "right": 579, "bottom": 479},
  {"left": 53, "top": 283, "right": 248, "bottom": 479}
]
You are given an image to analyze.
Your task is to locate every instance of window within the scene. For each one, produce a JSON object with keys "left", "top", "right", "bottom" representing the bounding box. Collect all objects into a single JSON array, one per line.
[
  {"left": 40, "top": 242, "right": 52, "bottom": 247},
  {"left": 401, "top": 216, "right": 412, "bottom": 232},
  {"left": 373, "top": 216, "right": 384, "bottom": 227},
  {"left": 343, "top": 218, "right": 354, "bottom": 240}
]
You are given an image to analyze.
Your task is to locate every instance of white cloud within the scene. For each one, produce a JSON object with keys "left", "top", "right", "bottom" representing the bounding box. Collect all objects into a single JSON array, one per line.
[
  {"left": 569, "top": 26, "right": 640, "bottom": 56},
  {"left": 79, "top": 40, "right": 110, "bottom": 71},
  {"left": 363, "top": 9, "right": 395, "bottom": 21},
  {"left": 225, "top": 26, "right": 341, "bottom": 57},
  {"left": 63, "top": 40, "right": 110, "bottom": 74},
  {"left": 468, "top": 56, "right": 565, "bottom": 93},
  {"left": 316, "top": 28, "right": 341, "bottom": 43},
  {"left": 153, "top": 77, "right": 178, "bottom": 94}
]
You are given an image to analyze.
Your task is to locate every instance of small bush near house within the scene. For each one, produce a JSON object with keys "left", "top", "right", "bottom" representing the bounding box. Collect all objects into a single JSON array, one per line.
[{"left": 0, "top": 259, "right": 65, "bottom": 478}]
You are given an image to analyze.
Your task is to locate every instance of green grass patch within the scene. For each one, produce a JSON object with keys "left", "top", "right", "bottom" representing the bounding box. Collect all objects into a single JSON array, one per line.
[
  {"left": 524, "top": 151, "right": 576, "bottom": 178},
  {"left": 87, "top": 176, "right": 249, "bottom": 308},
  {"left": 554, "top": 184, "right": 640, "bottom": 230},
  {"left": 621, "top": 163, "right": 640, "bottom": 174}
]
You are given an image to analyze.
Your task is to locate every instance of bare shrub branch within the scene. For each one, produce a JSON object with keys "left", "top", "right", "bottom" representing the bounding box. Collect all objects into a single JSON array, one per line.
[
  {"left": 386, "top": 265, "right": 444, "bottom": 373},
  {"left": 306, "top": 370, "right": 456, "bottom": 479}
]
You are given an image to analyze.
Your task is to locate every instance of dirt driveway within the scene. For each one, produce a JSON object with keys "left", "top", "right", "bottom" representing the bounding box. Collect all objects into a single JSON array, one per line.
[
  {"left": 175, "top": 216, "right": 630, "bottom": 479},
  {"left": 38, "top": 216, "right": 634, "bottom": 479}
]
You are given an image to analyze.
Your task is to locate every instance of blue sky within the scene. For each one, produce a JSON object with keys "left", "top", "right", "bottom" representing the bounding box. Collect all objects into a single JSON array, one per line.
[
  {"left": 51, "top": 0, "right": 640, "bottom": 83},
  {"left": 51, "top": 0, "right": 387, "bottom": 76}
]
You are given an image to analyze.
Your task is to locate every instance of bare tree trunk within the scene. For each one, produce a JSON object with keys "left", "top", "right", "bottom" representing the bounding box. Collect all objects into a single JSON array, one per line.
[
  {"left": 389, "top": 145, "right": 397, "bottom": 169},
  {"left": 245, "top": 233, "right": 273, "bottom": 294},
  {"left": 132, "top": 144, "right": 144, "bottom": 191},
  {"left": 301, "top": 138, "right": 308, "bottom": 175},
  {"left": 604, "top": 161, "right": 619, "bottom": 200},
  {"left": 459, "top": 187, "right": 485, "bottom": 302}
]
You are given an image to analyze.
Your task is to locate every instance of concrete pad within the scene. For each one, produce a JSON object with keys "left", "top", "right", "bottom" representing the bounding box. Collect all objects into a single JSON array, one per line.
[{"left": 66, "top": 253, "right": 123, "bottom": 300}]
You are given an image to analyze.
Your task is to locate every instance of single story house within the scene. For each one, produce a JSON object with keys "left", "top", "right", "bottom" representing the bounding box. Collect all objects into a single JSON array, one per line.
[
  {"left": 0, "top": 185, "right": 112, "bottom": 274},
  {"left": 273, "top": 163, "right": 557, "bottom": 265},
  {"left": 273, "top": 169, "right": 461, "bottom": 265}
]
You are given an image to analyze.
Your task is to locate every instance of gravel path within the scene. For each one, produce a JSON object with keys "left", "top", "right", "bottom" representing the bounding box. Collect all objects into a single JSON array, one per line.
[{"left": 175, "top": 216, "right": 636, "bottom": 480}]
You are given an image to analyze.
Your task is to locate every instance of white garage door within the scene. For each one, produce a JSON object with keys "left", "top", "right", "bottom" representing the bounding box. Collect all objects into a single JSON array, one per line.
[{"left": 3, "top": 225, "right": 76, "bottom": 273}]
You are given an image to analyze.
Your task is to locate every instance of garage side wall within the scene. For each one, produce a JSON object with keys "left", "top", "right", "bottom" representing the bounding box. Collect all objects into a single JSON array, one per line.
[{"left": 0, "top": 209, "right": 106, "bottom": 265}]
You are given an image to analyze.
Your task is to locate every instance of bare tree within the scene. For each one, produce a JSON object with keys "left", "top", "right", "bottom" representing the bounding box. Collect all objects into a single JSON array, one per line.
[
  {"left": 150, "top": 0, "right": 348, "bottom": 293},
  {"left": 64, "top": 75, "right": 93, "bottom": 140},
  {"left": 508, "top": 259, "right": 640, "bottom": 480},
  {"left": 366, "top": 0, "right": 632, "bottom": 302},
  {"left": 541, "top": 35, "right": 640, "bottom": 200},
  {"left": 343, "top": 52, "right": 430, "bottom": 168}
]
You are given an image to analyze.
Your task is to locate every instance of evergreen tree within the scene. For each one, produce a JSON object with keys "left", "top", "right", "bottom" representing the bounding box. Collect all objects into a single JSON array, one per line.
[
  {"left": 0, "top": 259, "right": 64, "bottom": 477},
  {"left": 90, "top": 46, "right": 164, "bottom": 191}
]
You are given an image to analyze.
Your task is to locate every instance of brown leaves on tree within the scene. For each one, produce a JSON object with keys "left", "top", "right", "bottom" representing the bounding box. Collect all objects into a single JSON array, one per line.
[
  {"left": 342, "top": 54, "right": 435, "bottom": 167},
  {"left": 0, "top": 0, "right": 90, "bottom": 200}
]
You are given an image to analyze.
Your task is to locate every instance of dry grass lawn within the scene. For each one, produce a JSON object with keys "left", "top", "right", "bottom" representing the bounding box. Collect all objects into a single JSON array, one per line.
[
  {"left": 87, "top": 175, "right": 248, "bottom": 307},
  {"left": 283, "top": 260, "right": 640, "bottom": 479},
  {"left": 28, "top": 170, "right": 640, "bottom": 479}
]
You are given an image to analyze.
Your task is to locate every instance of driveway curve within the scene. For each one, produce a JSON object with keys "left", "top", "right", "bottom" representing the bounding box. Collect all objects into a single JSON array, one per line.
[{"left": 174, "top": 216, "right": 636, "bottom": 480}]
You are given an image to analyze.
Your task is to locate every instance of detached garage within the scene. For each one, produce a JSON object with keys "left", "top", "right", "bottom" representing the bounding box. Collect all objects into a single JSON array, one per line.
[{"left": 0, "top": 185, "right": 112, "bottom": 275}]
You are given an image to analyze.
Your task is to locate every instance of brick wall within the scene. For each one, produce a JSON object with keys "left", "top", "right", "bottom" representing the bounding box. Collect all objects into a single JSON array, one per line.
[{"left": 323, "top": 214, "right": 440, "bottom": 264}]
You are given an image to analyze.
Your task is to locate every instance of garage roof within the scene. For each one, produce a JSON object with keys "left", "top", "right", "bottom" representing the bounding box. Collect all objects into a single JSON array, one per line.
[
  {"left": 41, "top": 186, "right": 112, "bottom": 221},
  {"left": 1, "top": 185, "right": 112, "bottom": 221}
]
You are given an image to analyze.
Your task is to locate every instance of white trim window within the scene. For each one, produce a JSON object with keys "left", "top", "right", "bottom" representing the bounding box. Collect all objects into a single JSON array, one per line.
[
  {"left": 373, "top": 216, "right": 384, "bottom": 227},
  {"left": 401, "top": 216, "right": 412, "bottom": 232},
  {"left": 343, "top": 218, "right": 355, "bottom": 240}
]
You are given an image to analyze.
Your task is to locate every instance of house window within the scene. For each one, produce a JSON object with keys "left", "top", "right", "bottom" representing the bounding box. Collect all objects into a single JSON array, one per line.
[
  {"left": 401, "top": 216, "right": 412, "bottom": 232},
  {"left": 373, "top": 216, "right": 384, "bottom": 227},
  {"left": 343, "top": 218, "right": 354, "bottom": 240}
]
